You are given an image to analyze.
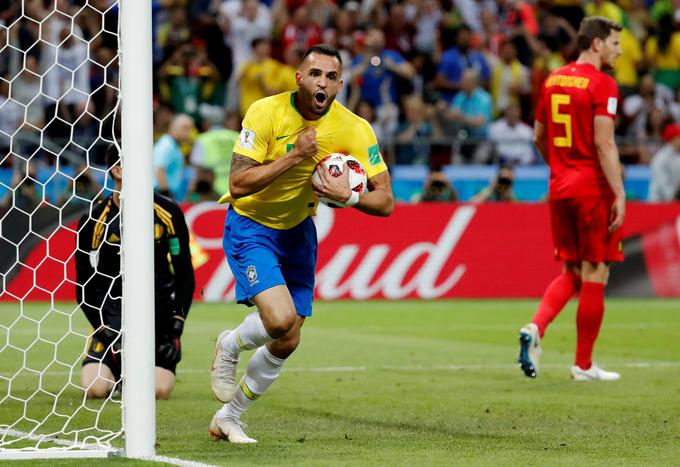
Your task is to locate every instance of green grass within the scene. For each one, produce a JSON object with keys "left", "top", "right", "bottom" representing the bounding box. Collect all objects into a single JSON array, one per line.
[{"left": 2, "top": 299, "right": 680, "bottom": 465}]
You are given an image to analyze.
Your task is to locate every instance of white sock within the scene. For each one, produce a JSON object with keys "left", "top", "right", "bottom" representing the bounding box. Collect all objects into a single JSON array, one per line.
[
  {"left": 217, "top": 346, "right": 285, "bottom": 420},
  {"left": 223, "top": 311, "right": 274, "bottom": 356}
]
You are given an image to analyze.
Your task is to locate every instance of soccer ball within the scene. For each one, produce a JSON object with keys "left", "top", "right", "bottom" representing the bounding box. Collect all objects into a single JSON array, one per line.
[{"left": 312, "top": 153, "right": 367, "bottom": 208}]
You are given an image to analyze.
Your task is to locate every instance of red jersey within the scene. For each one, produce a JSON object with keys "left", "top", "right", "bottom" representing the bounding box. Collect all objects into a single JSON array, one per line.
[{"left": 536, "top": 62, "right": 619, "bottom": 199}]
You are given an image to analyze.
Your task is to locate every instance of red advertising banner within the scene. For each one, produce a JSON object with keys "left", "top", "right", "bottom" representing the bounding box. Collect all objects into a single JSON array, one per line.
[{"left": 3, "top": 202, "right": 680, "bottom": 302}]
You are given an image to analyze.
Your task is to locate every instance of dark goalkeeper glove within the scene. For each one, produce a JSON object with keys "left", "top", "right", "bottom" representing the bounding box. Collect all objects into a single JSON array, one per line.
[
  {"left": 157, "top": 315, "right": 184, "bottom": 365},
  {"left": 157, "top": 335, "right": 181, "bottom": 365}
]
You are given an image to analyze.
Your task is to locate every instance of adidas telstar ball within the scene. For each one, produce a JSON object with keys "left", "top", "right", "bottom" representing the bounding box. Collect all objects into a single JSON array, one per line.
[{"left": 312, "top": 153, "right": 367, "bottom": 208}]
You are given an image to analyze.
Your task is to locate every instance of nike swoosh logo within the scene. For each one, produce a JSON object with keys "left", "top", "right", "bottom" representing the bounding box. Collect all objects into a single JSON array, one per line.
[{"left": 275, "top": 135, "right": 290, "bottom": 141}]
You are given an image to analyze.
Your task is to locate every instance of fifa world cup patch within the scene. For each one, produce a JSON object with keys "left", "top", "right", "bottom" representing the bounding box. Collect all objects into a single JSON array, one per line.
[
  {"left": 607, "top": 97, "right": 618, "bottom": 115},
  {"left": 368, "top": 144, "right": 382, "bottom": 166},
  {"left": 239, "top": 128, "right": 256, "bottom": 151},
  {"left": 246, "top": 265, "right": 259, "bottom": 285}
]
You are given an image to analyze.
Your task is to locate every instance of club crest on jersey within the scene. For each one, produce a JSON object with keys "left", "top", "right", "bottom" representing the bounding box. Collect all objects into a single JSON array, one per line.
[{"left": 246, "top": 265, "right": 258, "bottom": 285}]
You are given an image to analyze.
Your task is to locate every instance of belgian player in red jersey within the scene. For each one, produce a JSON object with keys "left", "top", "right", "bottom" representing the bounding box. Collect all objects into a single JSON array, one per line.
[{"left": 518, "top": 16, "right": 625, "bottom": 381}]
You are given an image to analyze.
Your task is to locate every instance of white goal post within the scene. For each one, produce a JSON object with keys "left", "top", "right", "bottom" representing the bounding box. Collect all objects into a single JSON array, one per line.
[{"left": 0, "top": 0, "right": 155, "bottom": 460}]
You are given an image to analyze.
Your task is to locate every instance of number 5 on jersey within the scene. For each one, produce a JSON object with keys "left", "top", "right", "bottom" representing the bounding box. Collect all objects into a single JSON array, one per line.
[{"left": 551, "top": 94, "right": 572, "bottom": 148}]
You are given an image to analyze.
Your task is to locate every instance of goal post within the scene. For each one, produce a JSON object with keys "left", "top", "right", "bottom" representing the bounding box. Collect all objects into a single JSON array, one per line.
[
  {"left": 120, "top": 0, "right": 156, "bottom": 459},
  {"left": 0, "top": 0, "right": 155, "bottom": 460}
]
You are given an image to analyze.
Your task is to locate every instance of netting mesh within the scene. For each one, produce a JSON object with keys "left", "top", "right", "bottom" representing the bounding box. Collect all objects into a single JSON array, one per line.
[{"left": 0, "top": 0, "right": 122, "bottom": 453}]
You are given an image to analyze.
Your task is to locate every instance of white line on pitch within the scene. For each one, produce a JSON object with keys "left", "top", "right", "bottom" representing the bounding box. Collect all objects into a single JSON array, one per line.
[
  {"left": 2, "top": 361, "right": 680, "bottom": 379},
  {"left": 0, "top": 429, "right": 217, "bottom": 467}
]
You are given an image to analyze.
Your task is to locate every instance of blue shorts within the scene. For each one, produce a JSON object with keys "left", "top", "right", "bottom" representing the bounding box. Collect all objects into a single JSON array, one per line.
[{"left": 223, "top": 208, "right": 318, "bottom": 317}]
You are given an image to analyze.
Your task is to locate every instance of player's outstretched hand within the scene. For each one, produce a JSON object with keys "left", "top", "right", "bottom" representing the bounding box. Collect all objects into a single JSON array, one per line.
[
  {"left": 293, "top": 127, "right": 318, "bottom": 160},
  {"left": 609, "top": 195, "right": 625, "bottom": 233},
  {"left": 312, "top": 162, "right": 351, "bottom": 203}
]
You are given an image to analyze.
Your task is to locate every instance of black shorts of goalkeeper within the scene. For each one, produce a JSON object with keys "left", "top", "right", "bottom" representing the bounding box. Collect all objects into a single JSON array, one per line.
[{"left": 82, "top": 329, "right": 180, "bottom": 379}]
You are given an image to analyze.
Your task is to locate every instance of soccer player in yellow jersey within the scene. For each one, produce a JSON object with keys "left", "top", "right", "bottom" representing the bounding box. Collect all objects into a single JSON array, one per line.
[{"left": 209, "top": 44, "right": 394, "bottom": 443}]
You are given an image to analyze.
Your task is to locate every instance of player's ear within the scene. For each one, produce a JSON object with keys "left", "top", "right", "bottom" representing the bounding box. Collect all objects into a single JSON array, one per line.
[
  {"left": 295, "top": 70, "right": 302, "bottom": 86},
  {"left": 592, "top": 37, "right": 603, "bottom": 53},
  {"left": 111, "top": 165, "right": 122, "bottom": 181}
]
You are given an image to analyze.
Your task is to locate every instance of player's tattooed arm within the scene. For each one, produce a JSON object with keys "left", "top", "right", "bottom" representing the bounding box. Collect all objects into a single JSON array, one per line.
[
  {"left": 230, "top": 153, "right": 261, "bottom": 178},
  {"left": 228, "top": 151, "right": 306, "bottom": 199}
]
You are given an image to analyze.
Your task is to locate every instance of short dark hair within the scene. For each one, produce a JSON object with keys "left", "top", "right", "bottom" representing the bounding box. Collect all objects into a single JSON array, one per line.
[
  {"left": 302, "top": 44, "right": 342, "bottom": 65},
  {"left": 251, "top": 37, "right": 269, "bottom": 49},
  {"left": 104, "top": 142, "right": 120, "bottom": 169},
  {"left": 576, "top": 16, "right": 622, "bottom": 51}
]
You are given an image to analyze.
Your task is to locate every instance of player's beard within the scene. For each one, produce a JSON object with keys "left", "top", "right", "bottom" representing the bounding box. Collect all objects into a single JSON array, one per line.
[{"left": 302, "top": 87, "right": 335, "bottom": 116}]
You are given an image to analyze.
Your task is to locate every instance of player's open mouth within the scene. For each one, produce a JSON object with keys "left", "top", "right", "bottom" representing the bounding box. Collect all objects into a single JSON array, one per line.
[{"left": 314, "top": 92, "right": 327, "bottom": 106}]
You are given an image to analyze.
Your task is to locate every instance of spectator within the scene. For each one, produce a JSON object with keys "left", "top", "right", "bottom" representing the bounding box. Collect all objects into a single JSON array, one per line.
[
  {"left": 614, "top": 27, "right": 644, "bottom": 98},
  {"left": 350, "top": 28, "right": 415, "bottom": 108},
  {"left": 584, "top": 0, "right": 624, "bottom": 25},
  {"left": 272, "top": 46, "right": 304, "bottom": 94},
  {"left": 156, "top": 6, "right": 192, "bottom": 61},
  {"left": 434, "top": 25, "right": 491, "bottom": 103},
  {"left": 491, "top": 41, "right": 530, "bottom": 117},
  {"left": 355, "top": 99, "right": 398, "bottom": 149},
  {"left": 219, "top": 0, "right": 273, "bottom": 68},
  {"left": 442, "top": 68, "right": 493, "bottom": 163},
  {"left": 395, "top": 94, "right": 442, "bottom": 165},
  {"left": 219, "top": 0, "right": 273, "bottom": 111},
  {"left": 238, "top": 38, "right": 280, "bottom": 117},
  {"left": 186, "top": 167, "right": 221, "bottom": 202},
  {"left": 306, "top": 0, "right": 337, "bottom": 30},
  {"left": 322, "top": 8, "right": 356, "bottom": 56},
  {"left": 624, "top": 0, "right": 651, "bottom": 44},
  {"left": 190, "top": 110, "right": 239, "bottom": 195},
  {"left": 473, "top": 8, "right": 503, "bottom": 57},
  {"left": 622, "top": 74, "right": 671, "bottom": 136},
  {"left": 648, "top": 123, "right": 680, "bottom": 202},
  {"left": 9, "top": 55, "right": 44, "bottom": 129},
  {"left": 644, "top": 13, "right": 680, "bottom": 92},
  {"left": 153, "top": 114, "right": 194, "bottom": 200},
  {"left": 158, "top": 43, "right": 223, "bottom": 126},
  {"left": 383, "top": 2, "right": 415, "bottom": 56},
  {"left": 471, "top": 164, "right": 516, "bottom": 203},
  {"left": 419, "top": 167, "right": 457, "bottom": 202},
  {"left": 670, "top": 86, "right": 680, "bottom": 124},
  {"left": 413, "top": 0, "right": 443, "bottom": 55},
  {"left": 489, "top": 103, "right": 535, "bottom": 165},
  {"left": 452, "top": 0, "right": 497, "bottom": 33},
  {"left": 528, "top": 36, "right": 566, "bottom": 111},
  {"left": 281, "top": 5, "right": 322, "bottom": 52},
  {"left": 634, "top": 106, "right": 671, "bottom": 163},
  {"left": 0, "top": 79, "right": 23, "bottom": 143},
  {"left": 43, "top": 27, "right": 90, "bottom": 140}
]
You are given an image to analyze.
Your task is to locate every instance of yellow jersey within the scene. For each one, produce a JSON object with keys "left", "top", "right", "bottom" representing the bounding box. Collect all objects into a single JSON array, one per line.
[
  {"left": 219, "top": 91, "right": 388, "bottom": 229},
  {"left": 238, "top": 58, "right": 280, "bottom": 117}
]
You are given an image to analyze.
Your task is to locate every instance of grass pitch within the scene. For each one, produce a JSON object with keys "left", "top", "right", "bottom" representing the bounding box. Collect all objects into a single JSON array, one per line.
[{"left": 1, "top": 299, "right": 679, "bottom": 466}]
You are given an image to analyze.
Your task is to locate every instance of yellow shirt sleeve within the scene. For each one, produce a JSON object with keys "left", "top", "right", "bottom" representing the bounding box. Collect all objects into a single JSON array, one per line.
[
  {"left": 233, "top": 99, "right": 273, "bottom": 163},
  {"left": 218, "top": 98, "right": 274, "bottom": 204},
  {"left": 346, "top": 119, "right": 388, "bottom": 179},
  {"left": 644, "top": 38, "right": 657, "bottom": 62}
]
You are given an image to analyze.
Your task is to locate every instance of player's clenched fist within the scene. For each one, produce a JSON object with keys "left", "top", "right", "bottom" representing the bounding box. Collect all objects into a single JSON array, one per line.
[{"left": 293, "top": 127, "right": 318, "bottom": 159}]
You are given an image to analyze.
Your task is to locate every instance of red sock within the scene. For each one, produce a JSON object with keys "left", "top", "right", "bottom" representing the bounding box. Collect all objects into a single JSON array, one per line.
[
  {"left": 575, "top": 282, "right": 606, "bottom": 370},
  {"left": 532, "top": 271, "right": 581, "bottom": 337}
]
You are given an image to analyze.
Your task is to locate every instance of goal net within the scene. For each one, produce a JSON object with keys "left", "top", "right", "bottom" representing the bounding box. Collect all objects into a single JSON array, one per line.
[{"left": 0, "top": 0, "right": 155, "bottom": 459}]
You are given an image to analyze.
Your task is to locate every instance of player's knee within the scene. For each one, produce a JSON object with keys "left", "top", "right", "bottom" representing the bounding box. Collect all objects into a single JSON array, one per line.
[
  {"left": 265, "top": 313, "right": 297, "bottom": 339},
  {"left": 155, "top": 382, "right": 174, "bottom": 400},
  {"left": 83, "top": 380, "right": 114, "bottom": 400}
]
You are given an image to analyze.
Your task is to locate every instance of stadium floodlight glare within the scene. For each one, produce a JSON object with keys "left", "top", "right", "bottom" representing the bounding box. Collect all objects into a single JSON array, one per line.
[{"left": 0, "top": 0, "right": 155, "bottom": 460}]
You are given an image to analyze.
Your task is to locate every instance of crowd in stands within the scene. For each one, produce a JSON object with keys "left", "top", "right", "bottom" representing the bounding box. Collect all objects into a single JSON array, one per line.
[{"left": 1, "top": 0, "right": 680, "bottom": 205}]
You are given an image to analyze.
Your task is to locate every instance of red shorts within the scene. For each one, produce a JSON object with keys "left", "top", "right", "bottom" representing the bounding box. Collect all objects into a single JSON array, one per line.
[{"left": 549, "top": 196, "right": 624, "bottom": 263}]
